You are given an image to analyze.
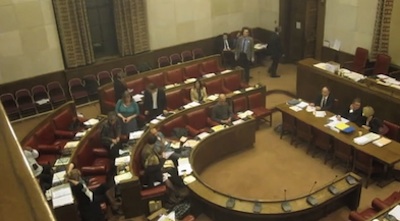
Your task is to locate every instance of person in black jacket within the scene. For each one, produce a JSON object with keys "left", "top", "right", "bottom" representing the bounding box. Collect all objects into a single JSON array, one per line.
[
  {"left": 143, "top": 83, "right": 167, "bottom": 121},
  {"left": 339, "top": 98, "right": 363, "bottom": 126},
  {"left": 113, "top": 71, "right": 128, "bottom": 102},
  {"left": 310, "top": 86, "right": 335, "bottom": 111},
  {"left": 361, "top": 106, "right": 383, "bottom": 134},
  {"left": 267, "top": 27, "right": 283, "bottom": 78}
]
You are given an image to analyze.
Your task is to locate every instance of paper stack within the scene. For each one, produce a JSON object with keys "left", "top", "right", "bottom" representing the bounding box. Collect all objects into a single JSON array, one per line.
[
  {"left": 221, "top": 69, "right": 232, "bottom": 74},
  {"left": 207, "top": 94, "right": 218, "bottom": 101},
  {"left": 183, "top": 175, "right": 196, "bottom": 185},
  {"left": 183, "top": 101, "right": 200, "bottom": 109},
  {"left": 52, "top": 170, "right": 66, "bottom": 186},
  {"left": 372, "top": 137, "right": 392, "bottom": 147},
  {"left": 75, "top": 131, "right": 87, "bottom": 138},
  {"left": 177, "top": 158, "right": 192, "bottom": 176},
  {"left": 114, "top": 172, "right": 132, "bottom": 184},
  {"left": 232, "top": 119, "right": 245, "bottom": 125},
  {"left": 54, "top": 157, "right": 70, "bottom": 167},
  {"left": 314, "top": 111, "right": 326, "bottom": 118},
  {"left": 388, "top": 205, "right": 400, "bottom": 220},
  {"left": 197, "top": 132, "right": 210, "bottom": 140},
  {"left": 353, "top": 132, "right": 381, "bottom": 146},
  {"left": 51, "top": 183, "right": 74, "bottom": 208},
  {"left": 184, "top": 78, "right": 196, "bottom": 84},
  {"left": 237, "top": 110, "right": 253, "bottom": 119},
  {"left": 84, "top": 118, "right": 99, "bottom": 126},
  {"left": 203, "top": 73, "right": 216, "bottom": 78},
  {"left": 289, "top": 106, "right": 302, "bottom": 112},
  {"left": 132, "top": 94, "right": 144, "bottom": 102},
  {"left": 115, "top": 155, "right": 131, "bottom": 166},
  {"left": 183, "top": 139, "right": 199, "bottom": 148},
  {"left": 64, "top": 141, "right": 79, "bottom": 149},
  {"left": 129, "top": 130, "right": 144, "bottom": 140},
  {"left": 211, "top": 125, "right": 225, "bottom": 132}
]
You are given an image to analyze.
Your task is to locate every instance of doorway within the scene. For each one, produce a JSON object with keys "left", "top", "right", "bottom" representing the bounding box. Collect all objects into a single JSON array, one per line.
[{"left": 279, "top": 0, "right": 326, "bottom": 62}]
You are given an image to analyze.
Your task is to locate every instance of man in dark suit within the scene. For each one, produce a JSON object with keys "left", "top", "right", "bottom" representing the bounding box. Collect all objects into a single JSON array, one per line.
[
  {"left": 339, "top": 98, "right": 363, "bottom": 126},
  {"left": 143, "top": 83, "right": 167, "bottom": 121},
  {"left": 311, "top": 86, "right": 335, "bottom": 111},
  {"left": 267, "top": 27, "right": 283, "bottom": 78},
  {"left": 216, "top": 33, "right": 235, "bottom": 68},
  {"left": 235, "top": 27, "right": 254, "bottom": 83}
]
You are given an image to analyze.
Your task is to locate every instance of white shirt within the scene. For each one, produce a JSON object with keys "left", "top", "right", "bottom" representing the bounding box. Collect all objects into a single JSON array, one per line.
[
  {"left": 152, "top": 90, "right": 158, "bottom": 109},
  {"left": 24, "top": 149, "right": 43, "bottom": 177}
]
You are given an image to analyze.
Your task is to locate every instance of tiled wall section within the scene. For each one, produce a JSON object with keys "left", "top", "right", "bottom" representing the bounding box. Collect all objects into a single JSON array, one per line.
[
  {"left": 147, "top": 0, "right": 279, "bottom": 50},
  {"left": 389, "top": 1, "right": 400, "bottom": 65},
  {"left": 324, "top": 0, "right": 378, "bottom": 55},
  {"left": 0, "top": 0, "right": 64, "bottom": 84}
]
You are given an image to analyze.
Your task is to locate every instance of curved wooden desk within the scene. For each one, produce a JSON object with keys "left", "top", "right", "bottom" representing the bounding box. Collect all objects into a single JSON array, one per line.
[{"left": 188, "top": 120, "right": 362, "bottom": 221}]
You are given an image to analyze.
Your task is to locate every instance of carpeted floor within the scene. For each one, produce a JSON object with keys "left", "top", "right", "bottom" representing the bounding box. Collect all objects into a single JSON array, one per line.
[{"left": 11, "top": 61, "right": 400, "bottom": 221}]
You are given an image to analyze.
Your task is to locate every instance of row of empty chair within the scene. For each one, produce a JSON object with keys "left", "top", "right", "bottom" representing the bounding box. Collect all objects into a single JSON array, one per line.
[{"left": 157, "top": 48, "right": 204, "bottom": 68}]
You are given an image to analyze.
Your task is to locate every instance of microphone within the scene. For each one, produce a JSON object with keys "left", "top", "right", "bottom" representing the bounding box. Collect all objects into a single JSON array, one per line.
[
  {"left": 281, "top": 189, "right": 292, "bottom": 212},
  {"left": 306, "top": 181, "right": 319, "bottom": 206},
  {"left": 328, "top": 175, "right": 339, "bottom": 195},
  {"left": 346, "top": 174, "right": 357, "bottom": 185},
  {"left": 226, "top": 197, "right": 235, "bottom": 209}
]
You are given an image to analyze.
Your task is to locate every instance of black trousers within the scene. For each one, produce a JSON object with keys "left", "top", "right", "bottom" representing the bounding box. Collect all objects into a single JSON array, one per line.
[
  {"left": 147, "top": 108, "right": 163, "bottom": 122},
  {"left": 268, "top": 55, "right": 281, "bottom": 76},
  {"left": 237, "top": 53, "right": 251, "bottom": 83}
]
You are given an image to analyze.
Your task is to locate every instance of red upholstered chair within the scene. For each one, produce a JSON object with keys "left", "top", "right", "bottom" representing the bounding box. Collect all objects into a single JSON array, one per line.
[
  {"left": 331, "top": 139, "right": 353, "bottom": 171},
  {"left": 204, "top": 78, "right": 224, "bottom": 95},
  {"left": 371, "top": 191, "right": 400, "bottom": 211},
  {"left": 161, "top": 116, "right": 187, "bottom": 138},
  {"left": 182, "top": 215, "right": 195, "bottom": 221},
  {"left": 24, "top": 136, "right": 59, "bottom": 166},
  {"left": 280, "top": 111, "right": 296, "bottom": 144},
  {"left": 366, "top": 54, "right": 391, "bottom": 76},
  {"left": 31, "top": 85, "right": 52, "bottom": 112},
  {"left": 352, "top": 149, "right": 385, "bottom": 188},
  {"left": 184, "top": 109, "right": 218, "bottom": 136},
  {"left": 0, "top": 93, "right": 20, "bottom": 120},
  {"left": 68, "top": 78, "right": 89, "bottom": 104},
  {"left": 383, "top": 120, "right": 400, "bottom": 141},
  {"left": 34, "top": 122, "right": 69, "bottom": 150},
  {"left": 145, "top": 73, "right": 166, "bottom": 88},
  {"left": 47, "top": 81, "right": 67, "bottom": 108},
  {"left": 343, "top": 47, "right": 369, "bottom": 73},
  {"left": 348, "top": 208, "right": 379, "bottom": 221},
  {"left": 124, "top": 64, "right": 139, "bottom": 76},
  {"left": 158, "top": 56, "right": 170, "bottom": 68},
  {"left": 201, "top": 59, "right": 225, "bottom": 74},
  {"left": 100, "top": 87, "right": 116, "bottom": 113},
  {"left": 222, "top": 73, "right": 249, "bottom": 93},
  {"left": 184, "top": 64, "right": 204, "bottom": 79},
  {"left": 52, "top": 108, "right": 79, "bottom": 138},
  {"left": 232, "top": 96, "right": 248, "bottom": 113},
  {"left": 166, "top": 69, "right": 184, "bottom": 84},
  {"left": 192, "top": 48, "right": 204, "bottom": 59},
  {"left": 127, "top": 78, "right": 145, "bottom": 95},
  {"left": 82, "top": 74, "right": 99, "bottom": 101},
  {"left": 170, "top": 53, "right": 182, "bottom": 65},
  {"left": 111, "top": 68, "right": 123, "bottom": 79},
  {"left": 97, "top": 71, "right": 113, "bottom": 86},
  {"left": 248, "top": 93, "right": 272, "bottom": 127},
  {"left": 166, "top": 90, "right": 185, "bottom": 111},
  {"left": 15, "top": 89, "right": 36, "bottom": 117},
  {"left": 181, "top": 50, "right": 193, "bottom": 62}
]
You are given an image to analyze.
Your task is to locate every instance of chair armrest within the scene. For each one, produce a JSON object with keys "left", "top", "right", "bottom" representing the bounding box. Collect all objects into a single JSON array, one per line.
[
  {"left": 81, "top": 165, "right": 107, "bottom": 176},
  {"left": 348, "top": 211, "right": 366, "bottom": 221},
  {"left": 372, "top": 198, "right": 389, "bottom": 211},
  {"left": 185, "top": 125, "right": 200, "bottom": 137},
  {"left": 54, "top": 130, "right": 75, "bottom": 139},
  {"left": 140, "top": 185, "right": 167, "bottom": 200},
  {"left": 93, "top": 148, "right": 109, "bottom": 157},
  {"left": 37, "top": 144, "right": 61, "bottom": 154}
]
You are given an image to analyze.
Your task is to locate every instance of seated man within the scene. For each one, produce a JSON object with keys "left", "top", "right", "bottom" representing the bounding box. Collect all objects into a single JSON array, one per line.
[
  {"left": 338, "top": 98, "right": 363, "bottom": 126},
  {"left": 310, "top": 86, "right": 334, "bottom": 111},
  {"left": 101, "top": 111, "right": 122, "bottom": 160},
  {"left": 143, "top": 83, "right": 167, "bottom": 121},
  {"left": 211, "top": 94, "right": 234, "bottom": 125}
]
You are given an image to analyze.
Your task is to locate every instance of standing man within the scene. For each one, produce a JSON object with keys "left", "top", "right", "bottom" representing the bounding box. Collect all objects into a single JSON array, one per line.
[
  {"left": 267, "top": 27, "right": 283, "bottom": 78},
  {"left": 143, "top": 83, "right": 167, "bottom": 121},
  {"left": 235, "top": 27, "right": 254, "bottom": 83}
]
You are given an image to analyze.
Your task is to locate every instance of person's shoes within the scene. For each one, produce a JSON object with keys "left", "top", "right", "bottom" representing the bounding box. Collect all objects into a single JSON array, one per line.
[{"left": 270, "top": 75, "right": 281, "bottom": 78}]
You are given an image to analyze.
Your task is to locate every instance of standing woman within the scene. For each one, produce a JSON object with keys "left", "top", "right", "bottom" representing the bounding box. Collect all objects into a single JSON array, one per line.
[
  {"left": 190, "top": 79, "right": 207, "bottom": 102},
  {"left": 115, "top": 91, "right": 140, "bottom": 135}
]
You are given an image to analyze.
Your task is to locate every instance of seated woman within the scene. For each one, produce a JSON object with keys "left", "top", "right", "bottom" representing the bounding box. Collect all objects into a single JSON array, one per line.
[
  {"left": 115, "top": 91, "right": 140, "bottom": 135},
  {"left": 190, "top": 79, "right": 207, "bottom": 102},
  {"left": 361, "top": 106, "right": 383, "bottom": 134}
]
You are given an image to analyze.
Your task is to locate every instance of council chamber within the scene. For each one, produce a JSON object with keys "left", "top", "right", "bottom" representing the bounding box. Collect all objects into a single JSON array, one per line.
[{"left": 2, "top": 1, "right": 400, "bottom": 221}]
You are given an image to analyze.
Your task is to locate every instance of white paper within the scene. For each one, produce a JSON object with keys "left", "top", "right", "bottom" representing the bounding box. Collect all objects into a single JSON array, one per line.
[
  {"left": 178, "top": 158, "right": 192, "bottom": 176},
  {"left": 296, "top": 101, "right": 309, "bottom": 109},
  {"left": 289, "top": 106, "right": 302, "bottom": 112},
  {"left": 183, "top": 101, "right": 200, "bottom": 109},
  {"left": 51, "top": 184, "right": 72, "bottom": 199},
  {"left": 314, "top": 111, "right": 326, "bottom": 118},
  {"left": 183, "top": 175, "right": 196, "bottom": 185},
  {"left": 118, "top": 148, "right": 130, "bottom": 155},
  {"left": 54, "top": 157, "right": 70, "bottom": 166},
  {"left": 52, "top": 171, "right": 66, "bottom": 185},
  {"left": 170, "top": 142, "right": 181, "bottom": 149},
  {"left": 156, "top": 115, "right": 166, "bottom": 120},
  {"left": 183, "top": 139, "right": 199, "bottom": 148},
  {"left": 388, "top": 205, "right": 400, "bottom": 220},
  {"left": 132, "top": 94, "right": 144, "bottom": 102},
  {"left": 197, "top": 132, "right": 210, "bottom": 140},
  {"left": 64, "top": 141, "right": 79, "bottom": 149},
  {"left": 158, "top": 211, "right": 176, "bottom": 221},
  {"left": 115, "top": 155, "right": 131, "bottom": 166},
  {"left": 254, "top": 43, "right": 268, "bottom": 49},
  {"left": 221, "top": 69, "right": 232, "bottom": 74},
  {"left": 150, "top": 118, "right": 161, "bottom": 125},
  {"left": 353, "top": 132, "right": 381, "bottom": 145},
  {"left": 162, "top": 151, "right": 174, "bottom": 159},
  {"left": 75, "top": 131, "right": 87, "bottom": 138},
  {"left": 35, "top": 98, "right": 50, "bottom": 105},
  {"left": 184, "top": 78, "right": 196, "bottom": 84},
  {"left": 245, "top": 87, "right": 255, "bottom": 91},
  {"left": 83, "top": 118, "right": 99, "bottom": 126},
  {"left": 114, "top": 172, "right": 132, "bottom": 184},
  {"left": 52, "top": 193, "right": 74, "bottom": 208},
  {"left": 306, "top": 106, "right": 316, "bottom": 112},
  {"left": 331, "top": 39, "right": 341, "bottom": 51},
  {"left": 129, "top": 130, "right": 144, "bottom": 140},
  {"left": 164, "top": 84, "right": 175, "bottom": 89},
  {"left": 233, "top": 90, "right": 241, "bottom": 94},
  {"left": 203, "top": 73, "right": 216, "bottom": 78},
  {"left": 232, "top": 119, "right": 245, "bottom": 125}
]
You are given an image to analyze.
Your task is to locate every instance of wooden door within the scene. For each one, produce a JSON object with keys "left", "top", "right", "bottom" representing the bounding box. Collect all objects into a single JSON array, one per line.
[{"left": 280, "top": 0, "right": 324, "bottom": 62}]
